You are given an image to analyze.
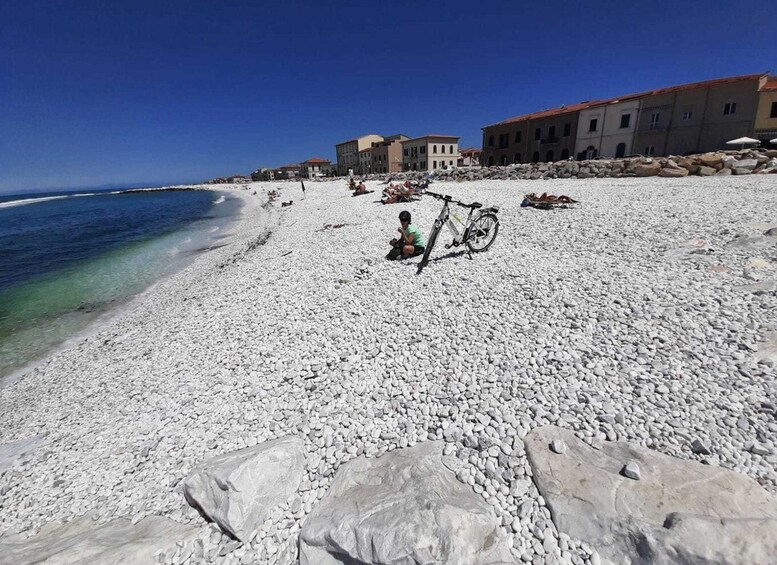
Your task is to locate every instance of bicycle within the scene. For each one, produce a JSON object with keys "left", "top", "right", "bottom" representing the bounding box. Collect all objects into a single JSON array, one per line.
[{"left": 416, "top": 191, "right": 500, "bottom": 274}]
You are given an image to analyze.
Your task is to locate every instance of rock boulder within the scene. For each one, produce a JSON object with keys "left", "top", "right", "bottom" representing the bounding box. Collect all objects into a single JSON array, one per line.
[
  {"left": 0, "top": 514, "right": 197, "bottom": 565},
  {"left": 525, "top": 426, "right": 777, "bottom": 565},
  {"left": 299, "top": 441, "right": 513, "bottom": 565},
  {"left": 183, "top": 435, "right": 305, "bottom": 542},
  {"left": 632, "top": 161, "right": 661, "bottom": 177}
]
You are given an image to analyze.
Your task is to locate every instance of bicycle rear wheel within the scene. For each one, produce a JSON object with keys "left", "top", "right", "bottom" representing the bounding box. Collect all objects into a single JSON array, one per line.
[
  {"left": 417, "top": 221, "right": 442, "bottom": 274},
  {"left": 465, "top": 213, "right": 499, "bottom": 253}
]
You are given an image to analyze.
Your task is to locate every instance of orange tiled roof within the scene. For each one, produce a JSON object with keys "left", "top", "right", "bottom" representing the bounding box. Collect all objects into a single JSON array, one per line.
[
  {"left": 303, "top": 157, "right": 330, "bottom": 164},
  {"left": 489, "top": 73, "right": 767, "bottom": 128},
  {"left": 460, "top": 147, "right": 482, "bottom": 154},
  {"left": 402, "top": 134, "right": 460, "bottom": 142}
]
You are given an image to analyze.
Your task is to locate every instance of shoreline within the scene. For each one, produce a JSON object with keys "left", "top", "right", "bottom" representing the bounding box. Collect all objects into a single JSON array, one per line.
[
  {"left": 0, "top": 186, "right": 264, "bottom": 388},
  {"left": 0, "top": 177, "right": 775, "bottom": 563}
]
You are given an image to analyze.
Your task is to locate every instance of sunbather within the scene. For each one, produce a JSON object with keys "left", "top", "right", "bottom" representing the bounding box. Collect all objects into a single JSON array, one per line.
[{"left": 386, "top": 211, "right": 425, "bottom": 260}]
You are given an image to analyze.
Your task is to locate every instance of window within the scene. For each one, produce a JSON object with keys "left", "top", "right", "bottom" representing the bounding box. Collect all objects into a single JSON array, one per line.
[
  {"left": 449, "top": 145, "right": 454, "bottom": 153},
  {"left": 588, "top": 118, "right": 598, "bottom": 132},
  {"left": 420, "top": 146, "right": 426, "bottom": 154},
  {"left": 560, "top": 148, "right": 569, "bottom": 160},
  {"left": 433, "top": 161, "right": 437, "bottom": 169},
  {"left": 514, "top": 153, "right": 521, "bottom": 163},
  {"left": 649, "top": 113, "right": 660, "bottom": 129},
  {"left": 548, "top": 125, "right": 556, "bottom": 140},
  {"left": 441, "top": 145, "right": 446, "bottom": 153},
  {"left": 433, "top": 144, "right": 437, "bottom": 153},
  {"left": 488, "top": 136, "right": 494, "bottom": 147},
  {"left": 488, "top": 156, "right": 494, "bottom": 166},
  {"left": 514, "top": 131, "right": 522, "bottom": 143},
  {"left": 563, "top": 123, "right": 571, "bottom": 137},
  {"left": 421, "top": 161, "right": 426, "bottom": 169},
  {"left": 546, "top": 150, "right": 554, "bottom": 162},
  {"left": 645, "top": 146, "right": 655, "bottom": 156},
  {"left": 723, "top": 102, "right": 737, "bottom": 115},
  {"left": 449, "top": 160, "right": 453, "bottom": 167},
  {"left": 532, "top": 151, "right": 540, "bottom": 163},
  {"left": 498, "top": 134, "right": 508, "bottom": 148},
  {"left": 620, "top": 114, "right": 631, "bottom": 128},
  {"left": 771, "top": 102, "right": 777, "bottom": 118},
  {"left": 403, "top": 149, "right": 408, "bottom": 156},
  {"left": 682, "top": 106, "right": 693, "bottom": 120},
  {"left": 615, "top": 143, "right": 626, "bottom": 158},
  {"left": 534, "top": 128, "right": 541, "bottom": 140}
]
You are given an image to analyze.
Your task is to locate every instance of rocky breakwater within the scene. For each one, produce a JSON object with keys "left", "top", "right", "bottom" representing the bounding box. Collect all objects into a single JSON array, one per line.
[{"left": 360, "top": 149, "right": 777, "bottom": 182}]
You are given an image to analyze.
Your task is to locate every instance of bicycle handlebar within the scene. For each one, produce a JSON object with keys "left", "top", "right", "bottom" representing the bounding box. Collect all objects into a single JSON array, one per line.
[{"left": 425, "top": 190, "right": 475, "bottom": 209}]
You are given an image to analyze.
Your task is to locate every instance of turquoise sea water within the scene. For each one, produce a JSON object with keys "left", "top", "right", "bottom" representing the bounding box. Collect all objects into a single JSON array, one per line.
[{"left": 0, "top": 188, "right": 241, "bottom": 382}]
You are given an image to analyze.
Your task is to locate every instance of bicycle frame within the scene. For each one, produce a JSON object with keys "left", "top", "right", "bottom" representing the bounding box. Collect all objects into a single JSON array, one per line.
[{"left": 433, "top": 199, "right": 477, "bottom": 247}]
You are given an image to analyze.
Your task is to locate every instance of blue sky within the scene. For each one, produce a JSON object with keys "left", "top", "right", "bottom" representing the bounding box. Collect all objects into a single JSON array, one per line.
[{"left": 1, "top": 1, "right": 774, "bottom": 193}]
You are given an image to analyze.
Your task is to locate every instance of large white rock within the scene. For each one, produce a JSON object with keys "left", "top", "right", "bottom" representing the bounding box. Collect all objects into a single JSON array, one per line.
[
  {"left": 183, "top": 435, "right": 305, "bottom": 542},
  {"left": 0, "top": 436, "right": 40, "bottom": 474},
  {"left": 0, "top": 514, "right": 197, "bottom": 565},
  {"left": 525, "top": 426, "right": 777, "bottom": 565},
  {"left": 299, "top": 441, "right": 513, "bottom": 565}
]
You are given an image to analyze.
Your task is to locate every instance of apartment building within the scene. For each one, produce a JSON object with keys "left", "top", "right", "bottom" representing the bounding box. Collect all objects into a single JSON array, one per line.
[
  {"left": 634, "top": 74, "right": 765, "bottom": 156},
  {"left": 754, "top": 77, "right": 777, "bottom": 146},
  {"left": 482, "top": 73, "right": 771, "bottom": 163},
  {"left": 357, "top": 149, "right": 371, "bottom": 175},
  {"left": 335, "top": 134, "right": 384, "bottom": 175},
  {"left": 402, "top": 135, "right": 460, "bottom": 172},
  {"left": 370, "top": 134, "right": 409, "bottom": 174},
  {"left": 300, "top": 157, "right": 332, "bottom": 179},
  {"left": 458, "top": 147, "right": 482, "bottom": 167},
  {"left": 575, "top": 97, "right": 640, "bottom": 159},
  {"left": 482, "top": 103, "right": 590, "bottom": 166},
  {"left": 276, "top": 164, "right": 301, "bottom": 180}
]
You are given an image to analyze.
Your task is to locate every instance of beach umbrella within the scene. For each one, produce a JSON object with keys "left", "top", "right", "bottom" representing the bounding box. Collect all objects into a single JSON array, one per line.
[{"left": 726, "top": 136, "right": 761, "bottom": 149}]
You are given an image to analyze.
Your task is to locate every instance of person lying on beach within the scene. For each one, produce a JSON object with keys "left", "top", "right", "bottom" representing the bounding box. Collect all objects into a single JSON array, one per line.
[
  {"left": 347, "top": 178, "right": 357, "bottom": 191},
  {"left": 386, "top": 210, "right": 425, "bottom": 260},
  {"left": 355, "top": 181, "right": 367, "bottom": 194},
  {"left": 381, "top": 182, "right": 416, "bottom": 204}
]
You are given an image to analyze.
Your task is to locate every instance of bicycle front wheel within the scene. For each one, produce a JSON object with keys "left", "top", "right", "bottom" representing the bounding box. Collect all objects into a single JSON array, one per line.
[
  {"left": 466, "top": 213, "right": 499, "bottom": 253},
  {"left": 417, "top": 221, "right": 442, "bottom": 274}
]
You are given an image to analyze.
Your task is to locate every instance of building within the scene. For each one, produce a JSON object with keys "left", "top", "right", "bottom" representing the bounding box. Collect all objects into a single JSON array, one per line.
[
  {"left": 369, "top": 134, "right": 409, "bottom": 174},
  {"left": 335, "top": 134, "right": 384, "bottom": 175},
  {"left": 574, "top": 96, "right": 641, "bottom": 159},
  {"left": 458, "top": 147, "right": 482, "bottom": 167},
  {"left": 251, "top": 168, "right": 275, "bottom": 181},
  {"left": 633, "top": 74, "right": 765, "bottom": 157},
  {"left": 358, "top": 149, "right": 372, "bottom": 175},
  {"left": 482, "top": 73, "right": 772, "bottom": 163},
  {"left": 300, "top": 157, "right": 332, "bottom": 179},
  {"left": 276, "top": 164, "right": 301, "bottom": 180},
  {"left": 754, "top": 77, "right": 777, "bottom": 147},
  {"left": 482, "top": 102, "right": 594, "bottom": 166},
  {"left": 402, "top": 135, "right": 460, "bottom": 172}
]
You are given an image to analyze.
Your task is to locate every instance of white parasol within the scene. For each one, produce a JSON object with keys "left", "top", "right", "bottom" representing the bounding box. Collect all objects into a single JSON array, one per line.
[{"left": 726, "top": 136, "right": 761, "bottom": 149}]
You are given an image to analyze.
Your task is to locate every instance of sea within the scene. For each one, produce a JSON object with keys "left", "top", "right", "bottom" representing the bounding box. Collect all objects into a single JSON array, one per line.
[{"left": 0, "top": 187, "right": 242, "bottom": 384}]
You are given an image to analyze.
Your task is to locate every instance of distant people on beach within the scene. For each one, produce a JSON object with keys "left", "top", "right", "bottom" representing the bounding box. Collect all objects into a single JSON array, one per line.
[{"left": 386, "top": 210, "right": 425, "bottom": 260}]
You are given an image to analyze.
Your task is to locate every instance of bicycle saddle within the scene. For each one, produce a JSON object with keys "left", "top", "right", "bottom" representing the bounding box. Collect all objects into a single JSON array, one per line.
[{"left": 467, "top": 202, "right": 482, "bottom": 209}]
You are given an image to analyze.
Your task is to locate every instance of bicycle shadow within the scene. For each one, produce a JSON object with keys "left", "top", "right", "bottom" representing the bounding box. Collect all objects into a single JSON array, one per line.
[{"left": 423, "top": 249, "right": 469, "bottom": 264}]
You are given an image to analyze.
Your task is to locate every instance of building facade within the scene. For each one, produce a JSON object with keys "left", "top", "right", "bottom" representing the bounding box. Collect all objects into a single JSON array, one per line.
[
  {"left": 401, "top": 135, "right": 460, "bottom": 172},
  {"left": 754, "top": 77, "right": 777, "bottom": 146},
  {"left": 370, "top": 134, "right": 409, "bottom": 174},
  {"left": 335, "top": 134, "right": 384, "bottom": 175},
  {"left": 276, "top": 164, "right": 301, "bottom": 180},
  {"left": 458, "top": 147, "right": 482, "bottom": 167},
  {"left": 482, "top": 103, "right": 589, "bottom": 166},
  {"left": 358, "top": 149, "right": 372, "bottom": 175},
  {"left": 300, "top": 158, "right": 332, "bottom": 179},
  {"left": 483, "top": 73, "right": 771, "bottom": 163},
  {"left": 575, "top": 97, "right": 640, "bottom": 159}
]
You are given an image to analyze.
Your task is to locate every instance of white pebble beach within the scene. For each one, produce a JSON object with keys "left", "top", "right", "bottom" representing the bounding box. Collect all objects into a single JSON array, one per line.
[{"left": 1, "top": 176, "right": 776, "bottom": 563}]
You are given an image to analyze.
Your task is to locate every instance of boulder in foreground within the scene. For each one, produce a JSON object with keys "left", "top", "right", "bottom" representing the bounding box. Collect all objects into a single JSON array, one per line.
[
  {"left": 0, "top": 514, "right": 197, "bottom": 565},
  {"left": 183, "top": 435, "right": 305, "bottom": 542},
  {"left": 525, "top": 426, "right": 777, "bottom": 565},
  {"left": 299, "top": 441, "right": 513, "bottom": 565}
]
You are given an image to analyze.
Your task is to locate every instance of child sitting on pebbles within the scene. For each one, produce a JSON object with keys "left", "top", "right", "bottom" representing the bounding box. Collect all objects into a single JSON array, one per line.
[{"left": 386, "top": 210, "right": 425, "bottom": 260}]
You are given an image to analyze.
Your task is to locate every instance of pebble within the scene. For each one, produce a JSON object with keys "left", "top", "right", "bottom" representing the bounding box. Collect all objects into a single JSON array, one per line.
[{"left": 622, "top": 461, "right": 641, "bottom": 481}]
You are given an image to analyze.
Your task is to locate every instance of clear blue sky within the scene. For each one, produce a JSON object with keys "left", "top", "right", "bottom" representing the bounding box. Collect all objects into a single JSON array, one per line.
[{"left": 1, "top": 1, "right": 774, "bottom": 193}]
